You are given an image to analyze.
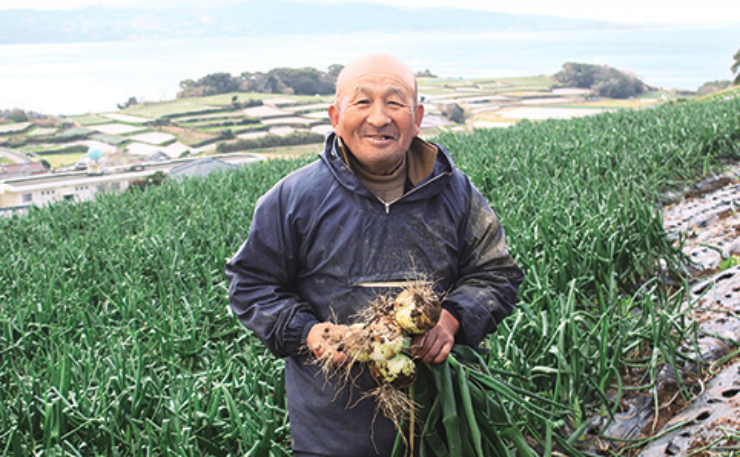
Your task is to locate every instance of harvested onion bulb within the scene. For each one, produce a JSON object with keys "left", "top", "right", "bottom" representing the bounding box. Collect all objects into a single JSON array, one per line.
[
  {"left": 393, "top": 287, "right": 441, "bottom": 334},
  {"left": 312, "top": 282, "right": 442, "bottom": 431},
  {"left": 367, "top": 316, "right": 409, "bottom": 362},
  {"left": 370, "top": 353, "right": 417, "bottom": 389}
]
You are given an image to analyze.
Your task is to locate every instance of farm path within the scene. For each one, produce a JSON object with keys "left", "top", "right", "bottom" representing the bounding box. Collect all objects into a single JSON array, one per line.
[
  {"left": 637, "top": 162, "right": 740, "bottom": 456},
  {"left": 0, "top": 146, "right": 28, "bottom": 164}
]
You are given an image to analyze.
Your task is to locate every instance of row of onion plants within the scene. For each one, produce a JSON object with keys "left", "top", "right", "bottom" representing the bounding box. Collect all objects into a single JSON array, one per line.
[{"left": 1, "top": 96, "right": 738, "bottom": 455}]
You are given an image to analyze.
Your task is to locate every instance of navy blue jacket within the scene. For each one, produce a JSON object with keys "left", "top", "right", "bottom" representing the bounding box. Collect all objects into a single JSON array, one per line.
[{"left": 226, "top": 133, "right": 524, "bottom": 456}]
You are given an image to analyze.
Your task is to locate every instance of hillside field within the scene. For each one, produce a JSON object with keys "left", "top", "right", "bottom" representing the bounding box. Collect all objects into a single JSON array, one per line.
[{"left": 1, "top": 96, "right": 739, "bottom": 455}]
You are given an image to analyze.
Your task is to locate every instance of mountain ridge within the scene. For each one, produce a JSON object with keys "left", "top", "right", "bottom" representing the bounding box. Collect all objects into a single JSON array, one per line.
[{"left": 0, "top": 0, "right": 616, "bottom": 44}]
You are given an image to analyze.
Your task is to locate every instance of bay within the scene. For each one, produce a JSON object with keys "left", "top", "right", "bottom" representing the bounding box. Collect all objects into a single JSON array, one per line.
[{"left": 1, "top": 25, "right": 738, "bottom": 116}]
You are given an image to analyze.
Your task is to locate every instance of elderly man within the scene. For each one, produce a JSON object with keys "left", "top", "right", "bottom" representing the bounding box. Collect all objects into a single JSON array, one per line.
[{"left": 226, "top": 54, "right": 523, "bottom": 456}]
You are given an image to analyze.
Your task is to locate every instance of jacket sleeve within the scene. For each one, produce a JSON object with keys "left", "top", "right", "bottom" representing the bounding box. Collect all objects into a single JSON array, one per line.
[
  {"left": 442, "top": 183, "right": 524, "bottom": 347},
  {"left": 225, "top": 187, "right": 319, "bottom": 359}
]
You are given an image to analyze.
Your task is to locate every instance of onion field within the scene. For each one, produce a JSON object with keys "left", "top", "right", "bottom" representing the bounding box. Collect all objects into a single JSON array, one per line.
[{"left": 1, "top": 96, "right": 739, "bottom": 456}]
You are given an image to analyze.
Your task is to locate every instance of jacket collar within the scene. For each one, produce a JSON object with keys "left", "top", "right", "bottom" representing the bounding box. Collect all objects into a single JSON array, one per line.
[
  {"left": 334, "top": 135, "right": 438, "bottom": 187},
  {"left": 322, "top": 131, "right": 455, "bottom": 199}
]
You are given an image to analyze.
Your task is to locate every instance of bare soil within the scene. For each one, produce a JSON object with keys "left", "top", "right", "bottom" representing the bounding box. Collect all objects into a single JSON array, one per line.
[{"left": 632, "top": 162, "right": 740, "bottom": 456}]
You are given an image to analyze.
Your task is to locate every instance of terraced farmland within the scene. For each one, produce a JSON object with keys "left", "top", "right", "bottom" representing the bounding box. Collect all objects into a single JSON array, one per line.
[{"left": 1, "top": 75, "right": 687, "bottom": 173}]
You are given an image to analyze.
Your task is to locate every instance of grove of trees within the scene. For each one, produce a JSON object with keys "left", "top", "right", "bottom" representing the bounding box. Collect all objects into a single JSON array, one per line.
[
  {"left": 178, "top": 65, "right": 343, "bottom": 98},
  {"left": 697, "top": 80, "right": 732, "bottom": 96},
  {"left": 554, "top": 62, "right": 649, "bottom": 99}
]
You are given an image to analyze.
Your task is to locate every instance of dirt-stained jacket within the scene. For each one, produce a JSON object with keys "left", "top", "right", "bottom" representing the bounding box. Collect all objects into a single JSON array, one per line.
[{"left": 225, "top": 132, "right": 524, "bottom": 456}]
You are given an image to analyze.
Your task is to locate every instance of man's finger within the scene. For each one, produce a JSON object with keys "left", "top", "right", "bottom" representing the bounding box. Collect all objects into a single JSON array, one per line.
[{"left": 432, "top": 341, "right": 453, "bottom": 365}]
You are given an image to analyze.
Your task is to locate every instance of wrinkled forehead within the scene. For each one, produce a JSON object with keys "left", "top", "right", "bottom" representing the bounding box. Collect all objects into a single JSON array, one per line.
[
  {"left": 345, "top": 75, "right": 412, "bottom": 99},
  {"left": 335, "top": 55, "right": 417, "bottom": 103}
]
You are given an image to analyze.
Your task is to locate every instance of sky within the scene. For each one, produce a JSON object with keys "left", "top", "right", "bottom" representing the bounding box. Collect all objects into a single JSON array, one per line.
[{"left": 0, "top": 0, "right": 738, "bottom": 25}]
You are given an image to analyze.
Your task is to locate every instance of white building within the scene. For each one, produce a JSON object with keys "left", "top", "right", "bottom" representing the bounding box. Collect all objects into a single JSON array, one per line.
[{"left": 0, "top": 153, "right": 263, "bottom": 216}]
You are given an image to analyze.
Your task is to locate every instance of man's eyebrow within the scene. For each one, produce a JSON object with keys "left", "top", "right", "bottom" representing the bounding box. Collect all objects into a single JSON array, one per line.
[{"left": 352, "top": 86, "right": 406, "bottom": 98}]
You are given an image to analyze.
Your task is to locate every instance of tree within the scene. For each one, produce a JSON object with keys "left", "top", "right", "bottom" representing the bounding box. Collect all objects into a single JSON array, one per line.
[
  {"left": 197, "top": 72, "right": 240, "bottom": 94},
  {"left": 326, "top": 64, "right": 344, "bottom": 78},
  {"left": 268, "top": 67, "right": 338, "bottom": 95},
  {"left": 178, "top": 72, "right": 240, "bottom": 97},
  {"left": 8, "top": 108, "right": 28, "bottom": 122},
  {"left": 416, "top": 69, "right": 438, "bottom": 78},
  {"left": 732, "top": 49, "right": 740, "bottom": 85},
  {"left": 697, "top": 80, "right": 731, "bottom": 96},
  {"left": 554, "top": 62, "right": 600, "bottom": 88},
  {"left": 439, "top": 103, "right": 466, "bottom": 124},
  {"left": 179, "top": 79, "right": 196, "bottom": 90},
  {"left": 594, "top": 68, "right": 645, "bottom": 99},
  {"left": 180, "top": 65, "right": 342, "bottom": 98},
  {"left": 554, "top": 62, "right": 647, "bottom": 99},
  {"left": 220, "top": 129, "right": 235, "bottom": 140},
  {"left": 117, "top": 96, "right": 138, "bottom": 110},
  {"left": 321, "top": 64, "right": 344, "bottom": 94},
  {"left": 269, "top": 67, "right": 317, "bottom": 95}
]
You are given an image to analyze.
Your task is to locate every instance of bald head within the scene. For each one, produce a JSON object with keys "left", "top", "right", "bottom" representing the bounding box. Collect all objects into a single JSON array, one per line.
[
  {"left": 334, "top": 54, "right": 418, "bottom": 108},
  {"left": 328, "top": 53, "right": 424, "bottom": 175}
]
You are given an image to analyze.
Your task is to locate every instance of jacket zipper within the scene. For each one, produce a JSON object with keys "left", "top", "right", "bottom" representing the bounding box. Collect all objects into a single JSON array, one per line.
[{"left": 380, "top": 172, "right": 448, "bottom": 214}]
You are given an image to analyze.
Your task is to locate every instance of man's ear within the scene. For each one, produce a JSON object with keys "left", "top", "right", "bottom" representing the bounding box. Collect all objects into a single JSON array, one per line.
[
  {"left": 328, "top": 104, "right": 341, "bottom": 133},
  {"left": 414, "top": 103, "right": 425, "bottom": 133}
]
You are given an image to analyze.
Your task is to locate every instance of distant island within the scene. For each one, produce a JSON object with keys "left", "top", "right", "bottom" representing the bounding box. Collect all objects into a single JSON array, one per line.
[
  {"left": 177, "top": 62, "right": 652, "bottom": 101},
  {"left": 0, "top": 0, "right": 615, "bottom": 44}
]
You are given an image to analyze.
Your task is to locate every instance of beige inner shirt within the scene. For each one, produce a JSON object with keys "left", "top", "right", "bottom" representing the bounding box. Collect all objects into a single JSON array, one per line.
[
  {"left": 348, "top": 154, "right": 407, "bottom": 203},
  {"left": 340, "top": 138, "right": 438, "bottom": 204}
]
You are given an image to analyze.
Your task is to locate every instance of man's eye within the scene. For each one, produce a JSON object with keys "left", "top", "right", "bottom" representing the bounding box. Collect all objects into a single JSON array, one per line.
[
  {"left": 388, "top": 101, "right": 404, "bottom": 107},
  {"left": 355, "top": 100, "right": 370, "bottom": 105}
]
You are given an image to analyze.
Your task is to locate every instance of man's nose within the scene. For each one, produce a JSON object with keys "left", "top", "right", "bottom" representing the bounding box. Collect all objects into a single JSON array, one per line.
[{"left": 367, "top": 103, "right": 391, "bottom": 127}]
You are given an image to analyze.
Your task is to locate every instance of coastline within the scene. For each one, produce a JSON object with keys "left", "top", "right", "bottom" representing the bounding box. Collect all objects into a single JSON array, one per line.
[{"left": 2, "top": 25, "right": 739, "bottom": 115}]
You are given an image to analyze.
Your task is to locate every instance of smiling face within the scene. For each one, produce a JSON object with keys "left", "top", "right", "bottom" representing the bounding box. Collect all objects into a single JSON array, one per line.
[{"left": 329, "top": 54, "right": 424, "bottom": 175}]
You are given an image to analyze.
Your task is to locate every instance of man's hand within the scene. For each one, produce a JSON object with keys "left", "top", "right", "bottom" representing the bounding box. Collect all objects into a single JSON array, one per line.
[
  {"left": 410, "top": 309, "right": 459, "bottom": 364},
  {"left": 306, "top": 322, "right": 349, "bottom": 365}
]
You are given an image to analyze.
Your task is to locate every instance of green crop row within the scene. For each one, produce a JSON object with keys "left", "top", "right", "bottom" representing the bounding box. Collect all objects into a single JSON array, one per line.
[
  {"left": 431, "top": 98, "right": 740, "bottom": 453},
  {"left": 1, "top": 96, "right": 739, "bottom": 455}
]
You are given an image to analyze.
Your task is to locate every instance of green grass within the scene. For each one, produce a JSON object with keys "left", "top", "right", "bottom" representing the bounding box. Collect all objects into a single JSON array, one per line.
[
  {"left": 0, "top": 122, "right": 32, "bottom": 135},
  {"left": 697, "top": 84, "right": 740, "bottom": 101},
  {"left": 425, "top": 92, "right": 490, "bottom": 100},
  {"left": 420, "top": 78, "right": 480, "bottom": 88},
  {"left": 261, "top": 94, "right": 334, "bottom": 105},
  {"left": 492, "top": 76, "right": 556, "bottom": 88},
  {"left": 200, "top": 125, "right": 267, "bottom": 135},
  {"left": 178, "top": 114, "right": 250, "bottom": 124},
  {"left": 418, "top": 87, "right": 456, "bottom": 96},
  {"left": 192, "top": 92, "right": 277, "bottom": 106},
  {"left": 67, "top": 114, "right": 113, "bottom": 126},
  {"left": 28, "top": 127, "right": 59, "bottom": 137},
  {"left": 1, "top": 96, "right": 739, "bottom": 455},
  {"left": 120, "top": 92, "right": 332, "bottom": 119},
  {"left": 90, "top": 133, "right": 129, "bottom": 145},
  {"left": 121, "top": 101, "right": 231, "bottom": 118},
  {"left": 38, "top": 152, "right": 84, "bottom": 167}
]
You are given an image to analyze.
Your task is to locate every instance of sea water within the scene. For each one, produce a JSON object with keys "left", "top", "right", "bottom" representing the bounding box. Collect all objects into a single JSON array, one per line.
[{"left": 1, "top": 25, "right": 738, "bottom": 115}]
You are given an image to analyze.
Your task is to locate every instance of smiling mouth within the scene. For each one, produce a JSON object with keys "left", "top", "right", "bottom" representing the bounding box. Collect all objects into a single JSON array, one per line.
[{"left": 366, "top": 134, "right": 395, "bottom": 141}]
